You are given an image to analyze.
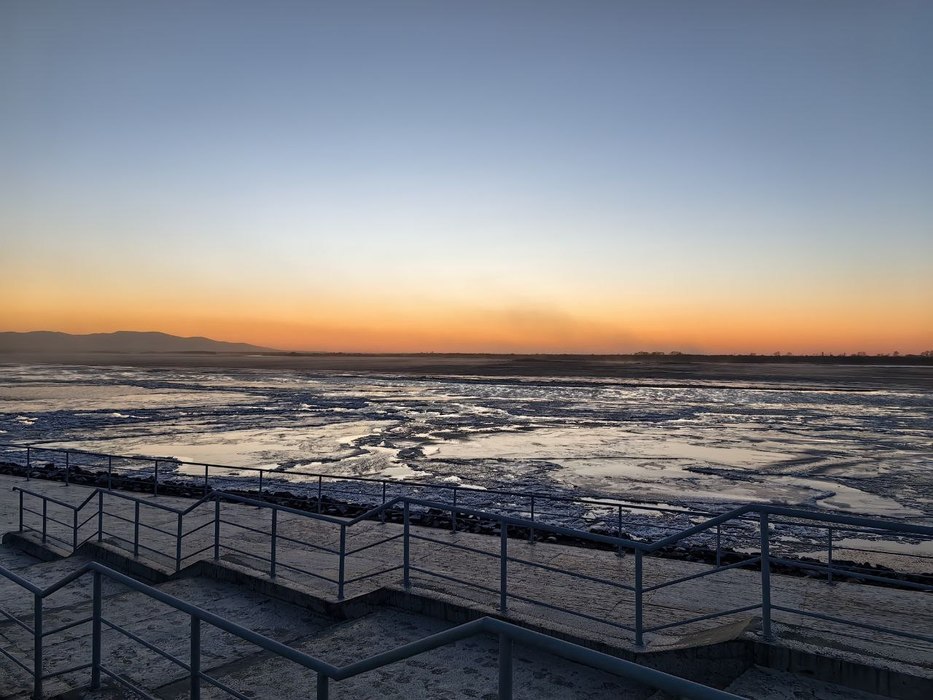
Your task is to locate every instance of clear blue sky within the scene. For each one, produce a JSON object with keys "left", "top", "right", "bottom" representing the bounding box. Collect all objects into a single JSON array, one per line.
[{"left": 2, "top": 1, "right": 931, "bottom": 352}]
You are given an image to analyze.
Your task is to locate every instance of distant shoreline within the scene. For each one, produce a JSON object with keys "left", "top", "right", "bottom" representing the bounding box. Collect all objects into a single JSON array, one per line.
[{"left": 1, "top": 351, "right": 930, "bottom": 388}]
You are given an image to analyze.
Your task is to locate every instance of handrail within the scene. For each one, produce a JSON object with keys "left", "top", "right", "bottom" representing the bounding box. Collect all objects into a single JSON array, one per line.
[
  {"left": 13, "top": 480, "right": 933, "bottom": 559},
  {"left": 0, "top": 559, "right": 739, "bottom": 699},
  {"left": 0, "top": 441, "right": 721, "bottom": 519},
  {"left": 9, "top": 468, "right": 932, "bottom": 656}
]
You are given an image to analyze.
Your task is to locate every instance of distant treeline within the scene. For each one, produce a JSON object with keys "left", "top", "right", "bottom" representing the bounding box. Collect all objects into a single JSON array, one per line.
[{"left": 278, "top": 351, "right": 933, "bottom": 365}]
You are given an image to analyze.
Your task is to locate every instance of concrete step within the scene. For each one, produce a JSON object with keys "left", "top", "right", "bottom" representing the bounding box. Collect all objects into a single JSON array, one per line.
[
  {"left": 723, "top": 666, "right": 890, "bottom": 699},
  {"left": 0, "top": 544, "right": 42, "bottom": 572},
  {"left": 153, "top": 608, "right": 655, "bottom": 700},
  {"left": 0, "top": 574, "right": 332, "bottom": 699}
]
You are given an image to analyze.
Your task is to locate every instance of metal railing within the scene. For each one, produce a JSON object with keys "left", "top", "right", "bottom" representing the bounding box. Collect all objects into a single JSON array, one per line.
[
  {"left": 5, "top": 442, "right": 931, "bottom": 571},
  {"left": 0, "top": 441, "right": 722, "bottom": 537},
  {"left": 10, "top": 481, "right": 933, "bottom": 654},
  {"left": 0, "top": 559, "right": 741, "bottom": 700}
]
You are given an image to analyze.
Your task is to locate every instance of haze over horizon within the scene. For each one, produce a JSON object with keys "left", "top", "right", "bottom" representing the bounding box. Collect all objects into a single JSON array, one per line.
[{"left": 2, "top": 1, "right": 932, "bottom": 355}]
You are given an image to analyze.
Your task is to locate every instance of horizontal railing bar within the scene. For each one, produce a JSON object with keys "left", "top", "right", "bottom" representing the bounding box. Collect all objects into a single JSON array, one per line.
[
  {"left": 256, "top": 557, "right": 341, "bottom": 585},
  {"left": 410, "top": 533, "right": 501, "bottom": 559},
  {"left": 4, "top": 442, "right": 715, "bottom": 517},
  {"left": 0, "top": 644, "right": 33, "bottom": 675},
  {"left": 103, "top": 490, "right": 183, "bottom": 513},
  {"left": 181, "top": 543, "right": 216, "bottom": 562},
  {"left": 217, "top": 518, "right": 272, "bottom": 537},
  {"left": 345, "top": 533, "right": 404, "bottom": 556},
  {"left": 645, "top": 604, "right": 762, "bottom": 633},
  {"left": 644, "top": 556, "right": 763, "bottom": 593},
  {"left": 199, "top": 671, "right": 252, "bottom": 700},
  {"left": 99, "top": 666, "right": 161, "bottom": 700},
  {"left": 771, "top": 605, "right": 933, "bottom": 644},
  {"left": 42, "top": 615, "right": 93, "bottom": 638},
  {"left": 181, "top": 518, "right": 215, "bottom": 538},
  {"left": 270, "top": 530, "right": 341, "bottom": 554},
  {"left": 506, "top": 554, "right": 637, "bottom": 592},
  {"left": 101, "top": 509, "right": 135, "bottom": 525},
  {"left": 0, "top": 565, "right": 42, "bottom": 595},
  {"left": 769, "top": 557, "right": 933, "bottom": 592},
  {"left": 761, "top": 505, "right": 933, "bottom": 537},
  {"left": 506, "top": 591, "right": 638, "bottom": 632},
  {"left": 0, "top": 605, "right": 34, "bottom": 634},
  {"left": 133, "top": 520, "right": 178, "bottom": 538},
  {"left": 218, "top": 492, "right": 346, "bottom": 525},
  {"left": 12, "top": 488, "right": 80, "bottom": 511},
  {"left": 26, "top": 530, "right": 73, "bottom": 550},
  {"left": 829, "top": 546, "right": 933, "bottom": 562},
  {"left": 102, "top": 617, "right": 192, "bottom": 670},
  {"left": 41, "top": 661, "right": 93, "bottom": 680},
  {"left": 398, "top": 497, "right": 644, "bottom": 548},
  {"left": 99, "top": 532, "right": 174, "bottom": 560},
  {"left": 331, "top": 617, "right": 489, "bottom": 680},
  {"left": 343, "top": 564, "right": 404, "bottom": 585},
  {"left": 34, "top": 513, "right": 73, "bottom": 530},
  {"left": 409, "top": 566, "right": 502, "bottom": 597}
]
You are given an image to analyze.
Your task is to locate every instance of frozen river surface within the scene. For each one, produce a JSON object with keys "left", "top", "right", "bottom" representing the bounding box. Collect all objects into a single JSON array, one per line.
[{"left": 1, "top": 363, "right": 931, "bottom": 523}]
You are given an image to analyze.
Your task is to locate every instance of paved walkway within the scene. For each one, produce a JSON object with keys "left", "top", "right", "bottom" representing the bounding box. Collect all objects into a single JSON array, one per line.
[{"left": 2, "top": 475, "right": 931, "bottom": 685}]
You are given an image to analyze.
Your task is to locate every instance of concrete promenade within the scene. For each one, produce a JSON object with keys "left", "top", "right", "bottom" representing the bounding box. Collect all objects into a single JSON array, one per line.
[{"left": 1, "top": 474, "right": 931, "bottom": 695}]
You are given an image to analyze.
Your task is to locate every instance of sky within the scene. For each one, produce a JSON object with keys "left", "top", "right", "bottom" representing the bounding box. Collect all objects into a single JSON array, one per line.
[{"left": 1, "top": 1, "right": 931, "bottom": 354}]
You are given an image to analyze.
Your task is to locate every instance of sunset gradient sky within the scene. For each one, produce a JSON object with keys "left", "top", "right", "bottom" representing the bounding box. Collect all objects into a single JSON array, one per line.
[{"left": 2, "top": 1, "right": 932, "bottom": 354}]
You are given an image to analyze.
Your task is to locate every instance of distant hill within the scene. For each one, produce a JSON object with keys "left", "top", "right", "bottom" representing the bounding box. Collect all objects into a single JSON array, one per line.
[{"left": 0, "top": 331, "right": 275, "bottom": 354}]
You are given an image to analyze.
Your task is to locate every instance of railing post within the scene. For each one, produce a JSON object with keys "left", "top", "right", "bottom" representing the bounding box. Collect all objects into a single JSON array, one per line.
[
  {"left": 203, "top": 465, "right": 209, "bottom": 496},
  {"left": 190, "top": 615, "right": 201, "bottom": 700},
  {"left": 403, "top": 501, "right": 410, "bottom": 590},
  {"left": 175, "top": 512, "right": 183, "bottom": 572},
  {"left": 316, "top": 672, "right": 329, "bottom": 700},
  {"left": 258, "top": 469, "right": 264, "bottom": 497},
  {"left": 153, "top": 460, "right": 159, "bottom": 496},
  {"left": 42, "top": 499, "right": 47, "bottom": 543},
  {"left": 270, "top": 508, "right": 277, "bottom": 578},
  {"left": 214, "top": 496, "right": 220, "bottom": 560},
  {"left": 451, "top": 488, "right": 457, "bottom": 532},
  {"left": 500, "top": 519, "right": 508, "bottom": 613},
  {"left": 65, "top": 451, "right": 70, "bottom": 486},
  {"left": 97, "top": 491, "right": 103, "bottom": 543},
  {"left": 498, "top": 632, "right": 513, "bottom": 700},
  {"left": 72, "top": 508, "right": 78, "bottom": 551},
  {"left": 381, "top": 482, "right": 387, "bottom": 525},
  {"left": 716, "top": 524, "right": 722, "bottom": 567},
  {"left": 33, "top": 593, "right": 43, "bottom": 699},
  {"left": 760, "top": 512, "right": 772, "bottom": 640},
  {"left": 317, "top": 475, "right": 323, "bottom": 513},
  {"left": 635, "top": 548, "right": 644, "bottom": 648},
  {"left": 528, "top": 495, "right": 535, "bottom": 543},
  {"left": 617, "top": 505, "right": 624, "bottom": 556},
  {"left": 338, "top": 524, "right": 346, "bottom": 600},
  {"left": 26, "top": 446, "right": 31, "bottom": 479},
  {"left": 133, "top": 501, "right": 140, "bottom": 557},
  {"left": 91, "top": 571, "right": 102, "bottom": 689},
  {"left": 18, "top": 489, "right": 23, "bottom": 532},
  {"left": 107, "top": 455, "right": 112, "bottom": 490},
  {"left": 827, "top": 527, "right": 834, "bottom": 585}
]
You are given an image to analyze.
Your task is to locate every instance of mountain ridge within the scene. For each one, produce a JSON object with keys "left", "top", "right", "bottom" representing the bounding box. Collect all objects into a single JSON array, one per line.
[{"left": 0, "top": 331, "right": 276, "bottom": 354}]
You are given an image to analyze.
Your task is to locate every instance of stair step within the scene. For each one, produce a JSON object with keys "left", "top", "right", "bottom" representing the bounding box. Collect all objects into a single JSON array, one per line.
[
  {"left": 153, "top": 608, "right": 654, "bottom": 700},
  {"left": 0, "top": 575, "right": 331, "bottom": 698},
  {"left": 724, "top": 666, "right": 890, "bottom": 699},
  {"left": 0, "top": 544, "right": 42, "bottom": 572}
]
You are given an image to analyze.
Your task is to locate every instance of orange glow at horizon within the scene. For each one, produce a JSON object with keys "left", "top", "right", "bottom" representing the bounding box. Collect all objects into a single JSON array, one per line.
[{"left": 2, "top": 280, "right": 930, "bottom": 355}]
